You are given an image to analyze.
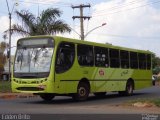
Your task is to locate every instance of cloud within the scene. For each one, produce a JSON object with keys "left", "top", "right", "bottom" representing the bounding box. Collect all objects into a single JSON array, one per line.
[
  {"left": 20, "top": 0, "right": 63, "bottom": 8},
  {"left": 0, "top": 16, "right": 9, "bottom": 33},
  {"left": 85, "top": 0, "right": 160, "bottom": 56},
  {"left": 38, "top": 0, "right": 61, "bottom": 2}
]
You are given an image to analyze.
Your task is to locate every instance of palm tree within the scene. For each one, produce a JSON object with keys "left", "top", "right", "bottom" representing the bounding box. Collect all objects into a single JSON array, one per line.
[{"left": 4, "top": 8, "right": 71, "bottom": 36}]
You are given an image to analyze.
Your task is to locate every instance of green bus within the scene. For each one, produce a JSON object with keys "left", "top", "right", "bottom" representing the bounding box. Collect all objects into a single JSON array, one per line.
[{"left": 12, "top": 36, "right": 152, "bottom": 101}]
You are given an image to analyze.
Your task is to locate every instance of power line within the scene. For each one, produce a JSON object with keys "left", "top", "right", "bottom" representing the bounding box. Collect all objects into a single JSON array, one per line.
[
  {"left": 92, "top": 0, "right": 160, "bottom": 17},
  {"left": 19, "top": 0, "right": 71, "bottom": 5},
  {"left": 93, "top": 0, "right": 143, "bottom": 14},
  {"left": 93, "top": 33, "right": 160, "bottom": 40},
  {"left": 18, "top": 0, "right": 71, "bottom": 7}
]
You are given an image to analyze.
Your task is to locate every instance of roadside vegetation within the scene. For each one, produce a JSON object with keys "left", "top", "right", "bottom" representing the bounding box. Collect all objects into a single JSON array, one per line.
[
  {"left": 152, "top": 53, "right": 160, "bottom": 74},
  {"left": 0, "top": 80, "right": 11, "bottom": 92},
  {"left": 0, "top": 41, "right": 8, "bottom": 78},
  {"left": 157, "top": 77, "right": 160, "bottom": 83},
  {"left": 126, "top": 98, "right": 160, "bottom": 107}
]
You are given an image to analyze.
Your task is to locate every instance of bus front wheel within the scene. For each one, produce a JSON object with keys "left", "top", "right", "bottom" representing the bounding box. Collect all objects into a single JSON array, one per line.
[
  {"left": 72, "top": 82, "right": 89, "bottom": 101},
  {"left": 39, "top": 93, "right": 55, "bottom": 101}
]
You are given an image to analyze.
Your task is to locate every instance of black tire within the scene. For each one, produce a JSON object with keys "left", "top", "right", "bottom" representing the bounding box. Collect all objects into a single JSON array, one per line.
[
  {"left": 94, "top": 92, "right": 106, "bottom": 97},
  {"left": 39, "top": 93, "right": 55, "bottom": 101},
  {"left": 72, "top": 82, "right": 89, "bottom": 101},
  {"left": 118, "top": 91, "right": 126, "bottom": 96},
  {"left": 152, "top": 81, "right": 155, "bottom": 86},
  {"left": 125, "top": 81, "right": 134, "bottom": 96},
  {"left": 119, "top": 81, "right": 134, "bottom": 96}
]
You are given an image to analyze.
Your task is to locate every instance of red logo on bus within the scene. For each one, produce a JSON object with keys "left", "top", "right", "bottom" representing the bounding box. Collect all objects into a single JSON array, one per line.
[{"left": 99, "top": 69, "right": 104, "bottom": 76}]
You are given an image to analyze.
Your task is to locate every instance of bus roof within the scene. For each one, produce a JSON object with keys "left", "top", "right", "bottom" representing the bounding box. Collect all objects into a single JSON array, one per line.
[
  {"left": 18, "top": 35, "right": 152, "bottom": 54},
  {"left": 54, "top": 36, "right": 152, "bottom": 54}
]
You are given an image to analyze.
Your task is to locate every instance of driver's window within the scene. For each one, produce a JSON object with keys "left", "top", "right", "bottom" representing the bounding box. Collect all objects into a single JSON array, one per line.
[{"left": 55, "top": 42, "right": 75, "bottom": 74}]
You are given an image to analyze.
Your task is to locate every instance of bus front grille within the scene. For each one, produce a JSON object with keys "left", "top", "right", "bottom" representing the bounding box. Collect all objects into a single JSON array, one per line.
[{"left": 17, "top": 87, "right": 44, "bottom": 91}]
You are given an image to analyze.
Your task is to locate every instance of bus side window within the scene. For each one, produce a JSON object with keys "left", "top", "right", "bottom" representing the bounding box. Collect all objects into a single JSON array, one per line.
[
  {"left": 147, "top": 54, "right": 151, "bottom": 69},
  {"left": 109, "top": 49, "right": 120, "bottom": 68},
  {"left": 56, "top": 49, "right": 65, "bottom": 65},
  {"left": 120, "top": 50, "right": 129, "bottom": 68},
  {"left": 77, "top": 44, "right": 93, "bottom": 66},
  {"left": 56, "top": 42, "right": 75, "bottom": 74},
  {"left": 138, "top": 53, "right": 147, "bottom": 69},
  {"left": 95, "top": 47, "right": 109, "bottom": 67},
  {"left": 130, "top": 52, "right": 138, "bottom": 69}
]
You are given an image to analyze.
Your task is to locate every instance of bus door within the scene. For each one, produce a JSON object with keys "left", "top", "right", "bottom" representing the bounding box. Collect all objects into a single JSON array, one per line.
[{"left": 55, "top": 42, "right": 76, "bottom": 93}]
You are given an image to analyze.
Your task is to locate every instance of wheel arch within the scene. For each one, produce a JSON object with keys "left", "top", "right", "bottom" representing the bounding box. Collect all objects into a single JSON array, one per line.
[{"left": 78, "top": 78, "right": 90, "bottom": 92}]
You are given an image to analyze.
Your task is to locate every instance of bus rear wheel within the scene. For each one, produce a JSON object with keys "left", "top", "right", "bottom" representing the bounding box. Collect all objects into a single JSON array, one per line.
[
  {"left": 39, "top": 93, "right": 55, "bottom": 101},
  {"left": 72, "top": 82, "right": 89, "bottom": 101},
  {"left": 125, "top": 81, "right": 134, "bottom": 95},
  {"left": 119, "top": 81, "right": 134, "bottom": 96},
  {"left": 94, "top": 92, "right": 106, "bottom": 97}
]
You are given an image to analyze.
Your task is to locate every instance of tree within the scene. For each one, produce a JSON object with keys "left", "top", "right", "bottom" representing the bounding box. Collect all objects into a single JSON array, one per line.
[
  {"left": 152, "top": 53, "right": 160, "bottom": 68},
  {"left": 0, "top": 42, "right": 8, "bottom": 78},
  {"left": 4, "top": 8, "right": 71, "bottom": 36},
  {"left": 152, "top": 53, "right": 160, "bottom": 74}
]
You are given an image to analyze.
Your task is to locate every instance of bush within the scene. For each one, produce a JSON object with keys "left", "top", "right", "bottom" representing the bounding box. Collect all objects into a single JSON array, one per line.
[{"left": 0, "top": 81, "right": 11, "bottom": 92}]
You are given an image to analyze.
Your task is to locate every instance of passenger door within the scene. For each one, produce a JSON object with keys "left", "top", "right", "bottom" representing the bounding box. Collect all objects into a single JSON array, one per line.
[{"left": 54, "top": 42, "right": 76, "bottom": 93}]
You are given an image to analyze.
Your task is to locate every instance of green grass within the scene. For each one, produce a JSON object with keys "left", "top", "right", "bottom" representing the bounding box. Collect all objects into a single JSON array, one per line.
[
  {"left": 127, "top": 98, "right": 160, "bottom": 107},
  {"left": 0, "top": 80, "right": 11, "bottom": 92},
  {"left": 152, "top": 99, "right": 160, "bottom": 107}
]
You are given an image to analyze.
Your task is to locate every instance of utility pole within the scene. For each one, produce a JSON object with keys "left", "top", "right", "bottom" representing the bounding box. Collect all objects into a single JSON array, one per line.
[
  {"left": 6, "top": 0, "right": 12, "bottom": 81},
  {"left": 5, "top": 0, "right": 18, "bottom": 81},
  {"left": 72, "top": 4, "right": 91, "bottom": 40}
]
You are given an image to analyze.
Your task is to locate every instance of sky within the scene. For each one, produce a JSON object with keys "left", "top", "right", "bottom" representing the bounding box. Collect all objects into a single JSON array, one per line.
[{"left": 0, "top": 0, "right": 160, "bottom": 56}]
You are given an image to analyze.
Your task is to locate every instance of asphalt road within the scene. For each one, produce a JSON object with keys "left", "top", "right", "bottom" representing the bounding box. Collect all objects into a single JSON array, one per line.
[{"left": 0, "top": 86, "right": 160, "bottom": 120}]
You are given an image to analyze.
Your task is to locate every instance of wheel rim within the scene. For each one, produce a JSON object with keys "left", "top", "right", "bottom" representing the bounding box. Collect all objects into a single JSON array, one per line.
[
  {"left": 73, "top": 82, "right": 89, "bottom": 101},
  {"left": 78, "top": 87, "right": 86, "bottom": 97},
  {"left": 127, "top": 84, "right": 133, "bottom": 94}
]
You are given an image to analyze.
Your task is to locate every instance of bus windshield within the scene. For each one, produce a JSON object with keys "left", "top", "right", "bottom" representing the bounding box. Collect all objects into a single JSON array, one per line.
[{"left": 14, "top": 38, "right": 54, "bottom": 78}]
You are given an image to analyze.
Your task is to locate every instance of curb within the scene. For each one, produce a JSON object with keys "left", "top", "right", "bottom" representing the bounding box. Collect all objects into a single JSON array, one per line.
[{"left": 0, "top": 93, "right": 38, "bottom": 99}]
